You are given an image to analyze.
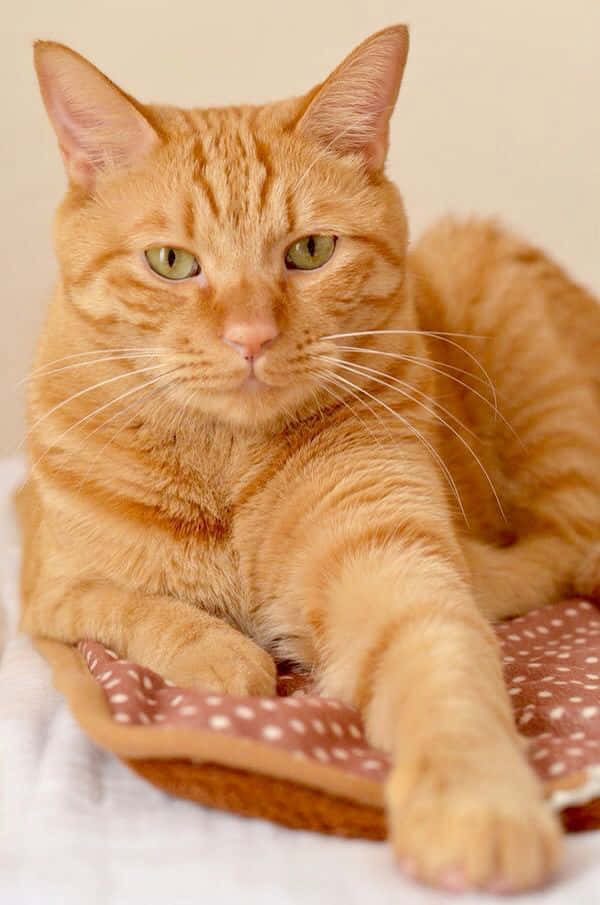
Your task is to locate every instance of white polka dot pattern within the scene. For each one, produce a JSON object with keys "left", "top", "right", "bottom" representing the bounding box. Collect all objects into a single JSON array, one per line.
[
  {"left": 79, "top": 598, "right": 600, "bottom": 787},
  {"left": 79, "top": 640, "right": 388, "bottom": 779},
  {"left": 496, "top": 599, "right": 600, "bottom": 781}
]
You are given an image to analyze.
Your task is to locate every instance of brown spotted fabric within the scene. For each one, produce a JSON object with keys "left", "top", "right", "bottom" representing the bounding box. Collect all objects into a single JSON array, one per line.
[
  {"left": 80, "top": 643, "right": 389, "bottom": 780},
  {"left": 496, "top": 599, "right": 600, "bottom": 781},
  {"left": 79, "top": 598, "right": 600, "bottom": 792}
]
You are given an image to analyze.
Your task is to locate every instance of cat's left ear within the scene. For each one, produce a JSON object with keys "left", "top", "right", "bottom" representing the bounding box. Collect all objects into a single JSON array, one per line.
[{"left": 296, "top": 25, "right": 409, "bottom": 172}]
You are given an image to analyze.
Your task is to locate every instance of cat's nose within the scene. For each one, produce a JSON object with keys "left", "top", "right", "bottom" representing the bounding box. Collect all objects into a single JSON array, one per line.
[{"left": 222, "top": 319, "right": 279, "bottom": 361}]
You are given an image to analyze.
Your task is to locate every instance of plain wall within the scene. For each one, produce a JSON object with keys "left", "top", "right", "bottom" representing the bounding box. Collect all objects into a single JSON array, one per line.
[{"left": 2, "top": 0, "right": 599, "bottom": 453}]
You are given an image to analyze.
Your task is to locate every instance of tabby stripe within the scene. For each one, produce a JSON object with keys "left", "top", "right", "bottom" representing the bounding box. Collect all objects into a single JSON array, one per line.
[
  {"left": 192, "top": 139, "right": 221, "bottom": 221},
  {"left": 304, "top": 522, "right": 461, "bottom": 645},
  {"left": 522, "top": 432, "right": 600, "bottom": 462},
  {"left": 253, "top": 135, "right": 274, "bottom": 212},
  {"left": 358, "top": 236, "right": 404, "bottom": 269},
  {"left": 233, "top": 436, "right": 320, "bottom": 510},
  {"left": 200, "top": 173, "right": 221, "bottom": 220},
  {"left": 199, "top": 171, "right": 221, "bottom": 222},
  {"left": 531, "top": 501, "right": 600, "bottom": 545},
  {"left": 336, "top": 288, "right": 401, "bottom": 314},
  {"left": 235, "top": 131, "right": 248, "bottom": 162},
  {"left": 179, "top": 109, "right": 200, "bottom": 134},
  {"left": 106, "top": 273, "right": 158, "bottom": 295},
  {"left": 65, "top": 293, "right": 118, "bottom": 329},
  {"left": 182, "top": 197, "right": 196, "bottom": 241},
  {"left": 284, "top": 188, "right": 297, "bottom": 233},
  {"left": 512, "top": 399, "right": 583, "bottom": 436},
  {"left": 326, "top": 520, "right": 461, "bottom": 570},
  {"left": 70, "top": 249, "right": 130, "bottom": 290},
  {"left": 235, "top": 132, "right": 250, "bottom": 221},
  {"left": 131, "top": 211, "right": 170, "bottom": 234},
  {"left": 510, "top": 247, "right": 547, "bottom": 266},
  {"left": 38, "top": 461, "right": 232, "bottom": 542},
  {"left": 529, "top": 468, "right": 600, "bottom": 501},
  {"left": 353, "top": 619, "right": 406, "bottom": 712},
  {"left": 104, "top": 286, "right": 163, "bottom": 321}
]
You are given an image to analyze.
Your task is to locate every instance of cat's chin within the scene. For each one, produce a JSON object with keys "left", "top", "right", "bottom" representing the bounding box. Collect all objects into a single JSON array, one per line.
[
  {"left": 164, "top": 370, "right": 322, "bottom": 430},
  {"left": 198, "top": 380, "right": 316, "bottom": 430}
]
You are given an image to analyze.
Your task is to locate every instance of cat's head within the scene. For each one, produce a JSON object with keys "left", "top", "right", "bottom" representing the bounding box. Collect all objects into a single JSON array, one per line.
[{"left": 35, "top": 27, "right": 410, "bottom": 430}]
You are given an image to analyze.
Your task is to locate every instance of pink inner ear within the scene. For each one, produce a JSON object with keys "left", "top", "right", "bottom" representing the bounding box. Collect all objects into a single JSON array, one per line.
[
  {"left": 58, "top": 96, "right": 111, "bottom": 163},
  {"left": 297, "top": 26, "right": 409, "bottom": 170},
  {"left": 50, "top": 92, "right": 110, "bottom": 174},
  {"left": 364, "top": 49, "right": 409, "bottom": 165},
  {"left": 35, "top": 44, "right": 158, "bottom": 189}
]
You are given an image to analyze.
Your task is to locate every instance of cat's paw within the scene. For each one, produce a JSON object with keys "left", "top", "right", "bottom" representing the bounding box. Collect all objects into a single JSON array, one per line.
[
  {"left": 386, "top": 752, "right": 563, "bottom": 893},
  {"left": 162, "top": 629, "right": 277, "bottom": 697}
]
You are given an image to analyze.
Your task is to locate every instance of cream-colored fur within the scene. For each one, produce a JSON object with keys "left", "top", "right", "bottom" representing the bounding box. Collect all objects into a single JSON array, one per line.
[{"left": 20, "top": 27, "right": 600, "bottom": 892}]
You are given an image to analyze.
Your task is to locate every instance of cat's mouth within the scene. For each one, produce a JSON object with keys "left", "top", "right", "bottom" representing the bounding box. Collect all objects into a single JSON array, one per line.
[
  {"left": 233, "top": 360, "right": 280, "bottom": 394},
  {"left": 238, "top": 372, "right": 271, "bottom": 393},
  {"left": 212, "top": 367, "right": 277, "bottom": 399}
]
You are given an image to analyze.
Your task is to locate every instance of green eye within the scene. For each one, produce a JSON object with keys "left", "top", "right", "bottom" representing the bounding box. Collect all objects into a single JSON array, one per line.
[
  {"left": 145, "top": 246, "right": 200, "bottom": 280},
  {"left": 285, "top": 235, "right": 336, "bottom": 271}
]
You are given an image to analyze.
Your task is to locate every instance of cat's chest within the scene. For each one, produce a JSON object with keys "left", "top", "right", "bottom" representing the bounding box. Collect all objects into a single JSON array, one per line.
[
  {"left": 148, "top": 481, "right": 310, "bottom": 660},
  {"left": 113, "top": 439, "right": 313, "bottom": 654},
  {"left": 148, "top": 483, "right": 243, "bottom": 610},
  {"left": 161, "top": 524, "right": 244, "bottom": 618}
]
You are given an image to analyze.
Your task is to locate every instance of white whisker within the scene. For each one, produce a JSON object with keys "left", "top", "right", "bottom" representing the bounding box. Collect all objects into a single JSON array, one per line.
[
  {"left": 332, "top": 344, "right": 522, "bottom": 446},
  {"left": 326, "top": 354, "right": 479, "bottom": 440},
  {"left": 317, "top": 373, "right": 387, "bottom": 450},
  {"left": 309, "top": 385, "right": 327, "bottom": 426},
  {"left": 318, "top": 368, "right": 395, "bottom": 443},
  {"left": 18, "top": 351, "right": 165, "bottom": 386},
  {"left": 322, "top": 329, "right": 497, "bottom": 412},
  {"left": 325, "top": 368, "right": 468, "bottom": 525},
  {"left": 29, "top": 367, "right": 182, "bottom": 476},
  {"left": 174, "top": 385, "right": 202, "bottom": 427},
  {"left": 334, "top": 345, "right": 495, "bottom": 394},
  {"left": 322, "top": 356, "right": 506, "bottom": 522},
  {"left": 75, "top": 384, "right": 166, "bottom": 491},
  {"left": 21, "top": 362, "right": 170, "bottom": 448},
  {"left": 25, "top": 347, "right": 168, "bottom": 379},
  {"left": 80, "top": 381, "right": 159, "bottom": 447},
  {"left": 322, "top": 330, "right": 487, "bottom": 340}
]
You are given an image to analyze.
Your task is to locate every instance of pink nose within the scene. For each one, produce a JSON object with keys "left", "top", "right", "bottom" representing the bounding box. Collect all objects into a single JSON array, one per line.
[{"left": 223, "top": 320, "right": 279, "bottom": 360}]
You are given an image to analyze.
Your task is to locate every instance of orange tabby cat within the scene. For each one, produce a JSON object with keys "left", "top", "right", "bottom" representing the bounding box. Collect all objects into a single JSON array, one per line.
[{"left": 20, "top": 26, "right": 600, "bottom": 893}]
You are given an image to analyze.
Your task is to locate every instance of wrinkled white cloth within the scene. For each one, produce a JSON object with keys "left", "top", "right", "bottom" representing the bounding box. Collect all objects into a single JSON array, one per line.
[{"left": 1, "top": 456, "right": 600, "bottom": 905}]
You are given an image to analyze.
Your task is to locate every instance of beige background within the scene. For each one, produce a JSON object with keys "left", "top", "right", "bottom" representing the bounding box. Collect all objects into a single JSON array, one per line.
[{"left": 1, "top": 0, "right": 599, "bottom": 454}]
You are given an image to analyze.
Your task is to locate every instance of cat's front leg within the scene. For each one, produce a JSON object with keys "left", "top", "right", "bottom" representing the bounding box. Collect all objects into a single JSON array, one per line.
[
  {"left": 307, "top": 543, "right": 562, "bottom": 892},
  {"left": 21, "top": 580, "right": 276, "bottom": 696}
]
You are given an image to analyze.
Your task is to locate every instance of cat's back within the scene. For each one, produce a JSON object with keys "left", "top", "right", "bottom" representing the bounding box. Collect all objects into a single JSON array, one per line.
[
  {"left": 410, "top": 217, "right": 600, "bottom": 396},
  {"left": 407, "top": 217, "right": 600, "bottom": 543}
]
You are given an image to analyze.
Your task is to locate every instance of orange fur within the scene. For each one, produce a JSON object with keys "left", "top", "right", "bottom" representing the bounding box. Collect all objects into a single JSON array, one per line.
[{"left": 20, "top": 27, "right": 600, "bottom": 892}]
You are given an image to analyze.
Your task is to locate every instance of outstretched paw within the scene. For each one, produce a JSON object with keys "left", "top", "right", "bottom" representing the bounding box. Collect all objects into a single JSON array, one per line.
[{"left": 387, "top": 750, "right": 562, "bottom": 893}]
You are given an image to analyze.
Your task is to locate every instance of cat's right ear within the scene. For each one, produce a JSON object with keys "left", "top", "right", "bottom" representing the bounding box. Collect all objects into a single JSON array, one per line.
[{"left": 33, "top": 42, "right": 159, "bottom": 191}]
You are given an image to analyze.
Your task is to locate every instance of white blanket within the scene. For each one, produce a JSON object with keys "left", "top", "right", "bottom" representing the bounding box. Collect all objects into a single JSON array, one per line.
[{"left": 2, "top": 456, "right": 600, "bottom": 905}]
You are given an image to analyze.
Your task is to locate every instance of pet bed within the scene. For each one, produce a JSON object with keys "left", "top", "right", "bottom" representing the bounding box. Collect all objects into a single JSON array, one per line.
[
  {"left": 3, "top": 456, "right": 600, "bottom": 905},
  {"left": 35, "top": 597, "right": 600, "bottom": 837}
]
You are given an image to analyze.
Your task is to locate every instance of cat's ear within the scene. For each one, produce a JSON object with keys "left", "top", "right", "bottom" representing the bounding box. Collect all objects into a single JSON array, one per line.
[
  {"left": 296, "top": 25, "right": 409, "bottom": 171},
  {"left": 33, "top": 41, "right": 159, "bottom": 190}
]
